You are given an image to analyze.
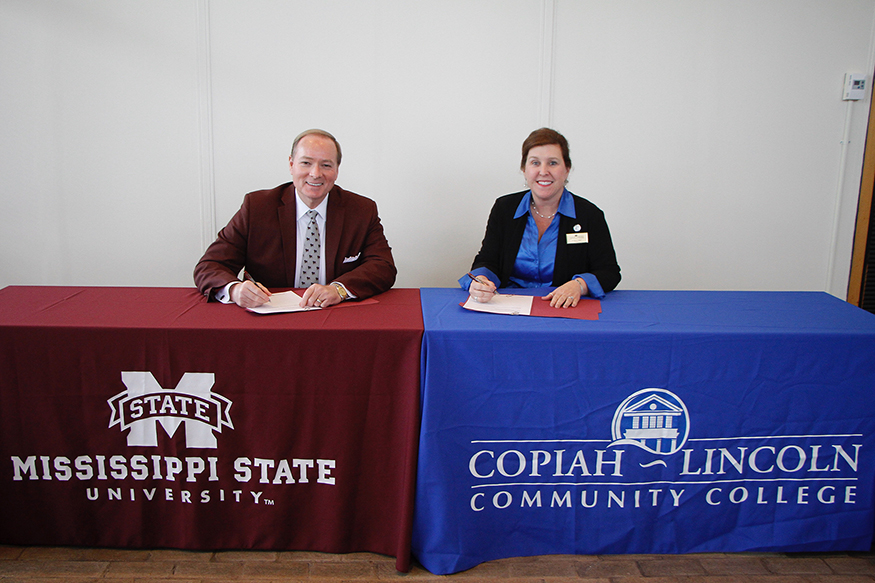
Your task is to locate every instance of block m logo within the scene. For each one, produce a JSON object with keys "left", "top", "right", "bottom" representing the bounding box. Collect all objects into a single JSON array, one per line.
[{"left": 108, "top": 372, "right": 233, "bottom": 448}]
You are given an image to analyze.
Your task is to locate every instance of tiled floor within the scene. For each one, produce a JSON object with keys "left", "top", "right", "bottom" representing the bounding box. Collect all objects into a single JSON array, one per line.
[{"left": 1, "top": 546, "right": 875, "bottom": 582}]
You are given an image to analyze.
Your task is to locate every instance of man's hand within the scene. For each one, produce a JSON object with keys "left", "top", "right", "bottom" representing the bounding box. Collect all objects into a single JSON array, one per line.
[
  {"left": 300, "top": 283, "right": 342, "bottom": 308},
  {"left": 230, "top": 280, "right": 271, "bottom": 308}
]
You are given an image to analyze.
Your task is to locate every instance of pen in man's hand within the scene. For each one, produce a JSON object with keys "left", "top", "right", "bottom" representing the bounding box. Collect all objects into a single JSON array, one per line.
[{"left": 243, "top": 271, "right": 271, "bottom": 296}]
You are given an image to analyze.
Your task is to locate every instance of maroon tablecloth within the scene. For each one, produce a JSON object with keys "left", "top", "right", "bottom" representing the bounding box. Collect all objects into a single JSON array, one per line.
[{"left": 0, "top": 286, "right": 422, "bottom": 572}]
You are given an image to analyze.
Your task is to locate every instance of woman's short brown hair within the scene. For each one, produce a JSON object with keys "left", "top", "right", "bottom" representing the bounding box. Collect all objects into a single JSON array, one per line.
[{"left": 520, "top": 128, "right": 571, "bottom": 171}]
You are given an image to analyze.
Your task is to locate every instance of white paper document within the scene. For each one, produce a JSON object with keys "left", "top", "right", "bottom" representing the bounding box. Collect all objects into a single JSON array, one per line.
[
  {"left": 462, "top": 294, "right": 533, "bottom": 316},
  {"left": 246, "top": 290, "right": 321, "bottom": 314}
]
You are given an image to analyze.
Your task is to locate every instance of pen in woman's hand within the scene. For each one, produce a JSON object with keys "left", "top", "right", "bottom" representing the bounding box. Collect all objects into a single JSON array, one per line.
[{"left": 467, "top": 272, "right": 498, "bottom": 296}]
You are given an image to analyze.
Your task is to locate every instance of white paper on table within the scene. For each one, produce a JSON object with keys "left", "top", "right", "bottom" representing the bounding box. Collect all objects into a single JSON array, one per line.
[
  {"left": 246, "top": 290, "right": 321, "bottom": 314},
  {"left": 462, "top": 294, "right": 533, "bottom": 316}
]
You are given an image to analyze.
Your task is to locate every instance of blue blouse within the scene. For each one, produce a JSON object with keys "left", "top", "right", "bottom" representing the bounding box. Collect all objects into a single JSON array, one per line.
[
  {"left": 460, "top": 189, "right": 605, "bottom": 298},
  {"left": 508, "top": 190, "right": 575, "bottom": 287}
]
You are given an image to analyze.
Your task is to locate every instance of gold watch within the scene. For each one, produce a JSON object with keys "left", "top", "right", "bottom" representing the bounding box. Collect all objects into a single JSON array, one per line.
[{"left": 331, "top": 282, "right": 349, "bottom": 301}]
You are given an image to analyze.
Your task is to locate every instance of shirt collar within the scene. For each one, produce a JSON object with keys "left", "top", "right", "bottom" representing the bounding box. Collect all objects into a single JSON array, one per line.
[
  {"left": 514, "top": 188, "right": 576, "bottom": 219},
  {"left": 295, "top": 191, "right": 329, "bottom": 221}
]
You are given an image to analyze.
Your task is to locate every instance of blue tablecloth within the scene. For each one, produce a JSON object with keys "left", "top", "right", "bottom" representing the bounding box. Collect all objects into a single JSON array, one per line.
[{"left": 412, "top": 289, "right": 875, "bottom": 575}]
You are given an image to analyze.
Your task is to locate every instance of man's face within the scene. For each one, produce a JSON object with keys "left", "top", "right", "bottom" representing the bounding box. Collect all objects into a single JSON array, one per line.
[{"left": 289, "top": 135, "right": 339, "bottom": 208}]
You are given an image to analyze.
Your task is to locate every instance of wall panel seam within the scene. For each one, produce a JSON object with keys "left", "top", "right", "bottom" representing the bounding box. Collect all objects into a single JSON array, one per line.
[
  {"left": 538, "top": 0, "right": 556, "bottom": 128},
  {"left": 196, "top": 0, "right": 216, "bottom": 250}
]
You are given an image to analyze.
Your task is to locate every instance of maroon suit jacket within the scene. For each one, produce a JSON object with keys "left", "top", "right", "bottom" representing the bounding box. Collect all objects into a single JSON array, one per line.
[{"left": 194, "top": 182, "right": 396, "bottom": 300}]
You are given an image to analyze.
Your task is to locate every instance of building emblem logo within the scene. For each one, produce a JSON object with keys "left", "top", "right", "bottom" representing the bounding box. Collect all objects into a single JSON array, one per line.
[
  {"left": 108, "top": 372, "right": 233, "bottom": 448},
  {"left": 610, "top": 388, "right": 689, "bottom": 455}
]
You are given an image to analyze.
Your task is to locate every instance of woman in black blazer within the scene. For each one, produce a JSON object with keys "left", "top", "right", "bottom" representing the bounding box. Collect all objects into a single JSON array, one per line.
[{"left": 463, "top": 128, "right": 620, "bottom": 308}]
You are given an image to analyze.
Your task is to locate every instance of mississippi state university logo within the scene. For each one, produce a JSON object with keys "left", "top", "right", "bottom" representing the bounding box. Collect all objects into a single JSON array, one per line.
[
  {"left": 610, "top": 388, "right": 689, "bottom": 455},
  {"left": 108, "top": 372, "right": 234, "bottom": 448}
]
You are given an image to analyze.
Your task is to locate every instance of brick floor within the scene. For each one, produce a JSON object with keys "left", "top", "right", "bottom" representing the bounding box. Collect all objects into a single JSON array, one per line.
[{"left": 0, "top": 546, "right": 874, "bottom": 581}]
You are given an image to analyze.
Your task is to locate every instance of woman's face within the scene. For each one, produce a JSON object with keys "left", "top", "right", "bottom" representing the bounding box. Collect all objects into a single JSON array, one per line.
[{"left": 523, "top": 144, "right": 569, "bottom": 204}]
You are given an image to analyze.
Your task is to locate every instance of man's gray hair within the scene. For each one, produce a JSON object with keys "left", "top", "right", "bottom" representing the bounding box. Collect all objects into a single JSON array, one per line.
[{"left": 290, "top": 129, "right": 342, "bottom": 166}]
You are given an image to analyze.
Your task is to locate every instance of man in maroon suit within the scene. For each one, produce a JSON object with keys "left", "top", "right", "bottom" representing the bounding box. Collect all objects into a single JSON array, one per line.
[{"left": 194, "top": 129, "right": 396, "bottom": 309}]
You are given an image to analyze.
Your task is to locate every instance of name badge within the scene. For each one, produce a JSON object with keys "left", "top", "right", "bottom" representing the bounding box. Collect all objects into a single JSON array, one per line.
[{"left": 566, "top": 232, "right": 589, "bottom": 244}]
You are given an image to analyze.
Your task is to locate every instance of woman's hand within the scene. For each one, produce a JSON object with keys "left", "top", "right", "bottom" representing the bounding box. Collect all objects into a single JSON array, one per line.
[
  {"left": 469, "top": 277, "right": 498, "bottom": 303},
  {"left": 542, "top": 278, "right": 588, "bottom": 308}
]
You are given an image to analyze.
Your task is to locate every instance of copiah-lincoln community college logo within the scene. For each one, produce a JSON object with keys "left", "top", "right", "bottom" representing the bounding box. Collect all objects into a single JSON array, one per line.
[
  {"left": 467, "top": 384, "right": 862, "bottom": 514},
  {"left": 107, "top": 372, "right": 234, "bottom": 448},
  {"left": 610, "top": 388, "right": 690, "bottom": 456}
]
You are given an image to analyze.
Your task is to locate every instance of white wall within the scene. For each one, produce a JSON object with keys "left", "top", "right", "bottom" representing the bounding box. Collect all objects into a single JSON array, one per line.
[{"left": 2, "top": 0, "right": 874, "bottom": 297}]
